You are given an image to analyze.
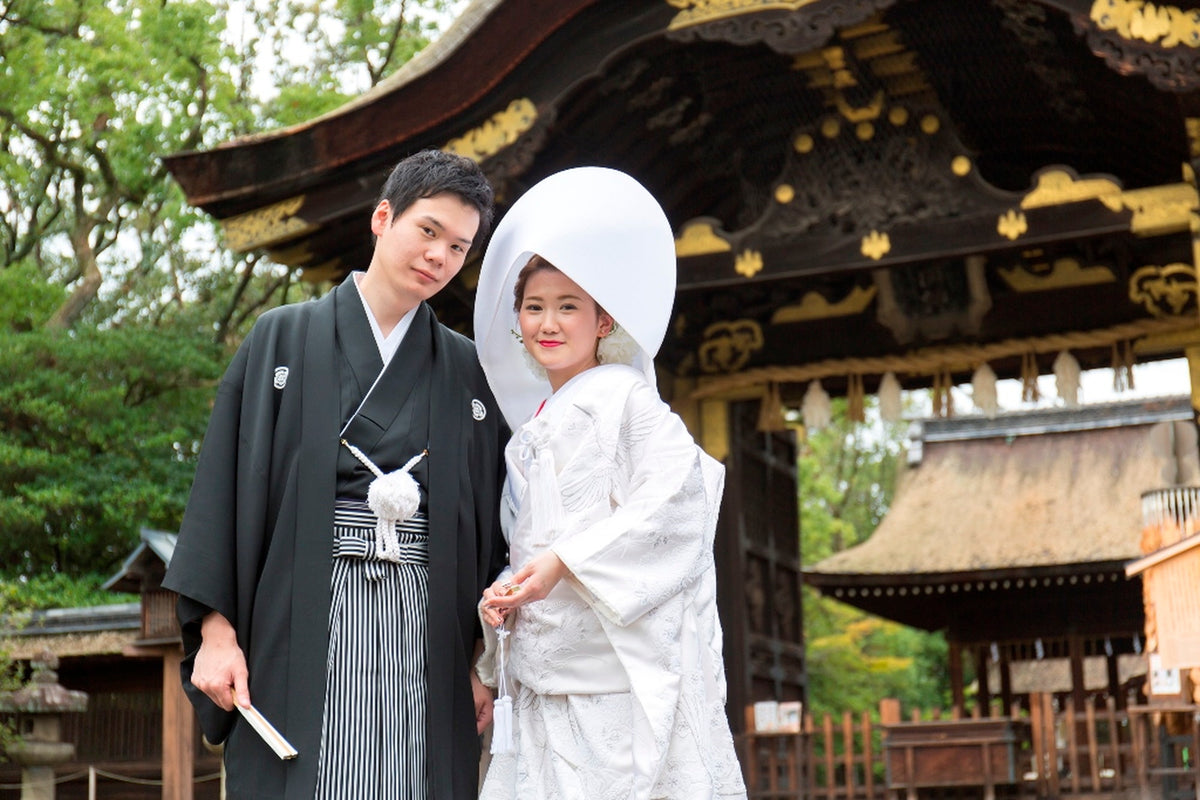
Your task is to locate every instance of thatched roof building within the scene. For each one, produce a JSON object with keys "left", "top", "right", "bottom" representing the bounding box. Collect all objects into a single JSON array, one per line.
[{"left": 805, "top": 395, "right": 1195, "bottom": 710}]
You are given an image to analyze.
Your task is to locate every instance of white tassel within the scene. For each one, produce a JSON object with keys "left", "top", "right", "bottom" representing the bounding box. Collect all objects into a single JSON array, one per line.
[
  {"left": 971, "top": 363, "right": 999, "bottom": 418},
  {"left": 490, "top": 626, "right": 514, "bottom": 754},
  {"left": 801, "top": 380, "right": 832, "bottom": 430},
  {"left": 878, "top": 372, "right": 903, "bottom": 422},
  {"left": 1053, "top": 350, "right": 1081, "bottom": 407},
  {"left": 528, "top": 446, "right": 565, "bottom": 541}
]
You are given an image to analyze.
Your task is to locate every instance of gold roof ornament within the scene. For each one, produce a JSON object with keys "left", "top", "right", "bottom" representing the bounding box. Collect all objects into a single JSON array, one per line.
[
  {"left": 698, "top": 319, "right": 765, "bottom": 373},
  {"left": 1090, "top": 0, "right": 1200, "bottom": 48},
  {"left": 736, "top": 249, "right": 764, "bottom": 278},
  {"left": 675, "top": 220, "right": 732, "bottom": 256},
  {"left": 771, "top": 285, "right": 878, "bottom": 323},
  {"left": 666, "top": 0, "right": 825, "bottom": 29},
  {"left": 998, "top": 258, "right": 1116, "bottom": 292},
  {"left": 861, "top": 230, "right": 891, "bottom": 260},
  {"left": 1129, "top": 263, "right": 1199, "bottom": 317},
  {"left": 997, "top": 210, "right": 1028, "bottom": 241},
  {"left": 443, "top": 98, "right": 538, "bottom": 162},
  {"left": 221, "top": 196, "right": 310, "bottom": 252}
]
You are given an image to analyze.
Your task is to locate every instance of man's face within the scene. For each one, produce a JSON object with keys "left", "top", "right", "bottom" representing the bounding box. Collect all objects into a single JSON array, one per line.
[{"left": 369, "top": 192, "right": 481, "bottom": 304}]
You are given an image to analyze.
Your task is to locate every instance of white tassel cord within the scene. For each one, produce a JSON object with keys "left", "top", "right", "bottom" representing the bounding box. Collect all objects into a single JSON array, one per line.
[
  {"left": 340, "top": 439, "right": 426, "bottom": 562},
  {"left": 490, "top": 626, "right": 514, "bottom": 754},
  {"left": 519, "top": 428, "right": 566, "bottom": 543}
]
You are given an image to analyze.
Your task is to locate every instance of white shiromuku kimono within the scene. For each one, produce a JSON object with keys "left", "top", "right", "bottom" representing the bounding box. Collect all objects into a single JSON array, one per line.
[{"left": 478, "top": 364, "right": 747, "bottom": 800}]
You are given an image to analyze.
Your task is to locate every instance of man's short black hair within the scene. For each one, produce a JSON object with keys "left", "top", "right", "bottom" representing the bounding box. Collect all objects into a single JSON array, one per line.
[{"left": 377, "top": 150, "right": 495, "bottom": 241}]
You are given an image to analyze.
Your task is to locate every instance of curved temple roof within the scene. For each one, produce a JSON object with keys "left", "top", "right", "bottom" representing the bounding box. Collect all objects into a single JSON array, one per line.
[{"left": 163, "top": 0, "right": 1200, "bottom": 390}]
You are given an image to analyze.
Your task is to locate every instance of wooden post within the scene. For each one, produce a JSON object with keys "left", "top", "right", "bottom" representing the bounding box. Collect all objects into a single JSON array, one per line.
[
  {"left": 804, "top": 713, "right": 817, "bottom": 800},
  {"left": 861, "top": 711, "right": 875, "bottom": 800},
  {"left": 975, "top": 645, "right": 991, "bottom": 718},
  {"left": 1030, "top": 692, "right": 1047, "bottom": 797},
  {"left": 1105, "top": 697, "right": 1122, "bottom": 792},
  {"left": 842, "top": 712, "right": 855, "bottom": 799},
  {"left": 1043, "top": 693, "right": 1061, "bottom": 799},
  {"left": 1065, "top": 703, "right": 1079, "bottom": 793},
  {"left": 1129, "top": 708, "right": 1149, "bottom": 800},
  {"left": 1186, "top": 344, "right": 1200, "bottom": 436},
  {"left": 1068, "top": 635, "right": 1086, "bottom": 713},
  {"left": 1085, "top": 702, "right": 1100, "bottom": 791},
  {"left": 823, "top": 713, "right": 836, "bottom": 800},
  {"left": 998, "top": 645, "right": 1014, "bottom": 716},
  {"left": 1192, "top": 710, "right": 1200, "bottom": 800},
  {"left": 1105, "top": 647, "right": 1122, "bottom": 709},
  {"left": 162, "top": 648, "right": 195, "bottom": 800},
  {"left": 949, "top": 642, "right": 965, "bottom": 715}
]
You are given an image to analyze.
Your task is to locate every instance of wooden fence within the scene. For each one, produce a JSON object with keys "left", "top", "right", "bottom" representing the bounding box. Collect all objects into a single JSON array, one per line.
[{"left": 739, "top": 695, "right": 1200, "bottom": 800}]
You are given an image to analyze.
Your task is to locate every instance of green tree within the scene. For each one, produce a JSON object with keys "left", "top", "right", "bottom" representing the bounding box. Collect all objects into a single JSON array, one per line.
[
  {"left": 0, "top": 0, "right": 242, "bottom": 330},
  {"left": 0, "top": 0, "right": 457, "bottom": 338},
  {"left": 0, "top": 0, "right": 459, "bottom": 581},
  {"left": 0, "top": 264, "right": 225, "bottom": 575},
  {"left": 235, "top": 0, "right": 458, "bottom": 129},
  {"left": 800, "top": 400, "right": 952, "bottom": 716}
]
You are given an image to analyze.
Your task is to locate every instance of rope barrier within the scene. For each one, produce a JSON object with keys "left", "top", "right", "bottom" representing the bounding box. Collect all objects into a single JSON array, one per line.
[
  {"left": 0, "top": 765, "right": 222, "bottom": 790},
  {"left": 689, "top": 314, "right": 1200, "bottom": 399}
]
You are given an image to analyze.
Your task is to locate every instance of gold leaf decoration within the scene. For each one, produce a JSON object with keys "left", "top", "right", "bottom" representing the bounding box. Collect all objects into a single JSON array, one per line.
[
  {"left": 771, "top": 286, "right": 878, "bottom": 323},
  {"left": 861, "top": 230, "right": 891, "bottom": 260},
  {"left": 736, "top": 249, "right": 764, "bottom": 278},
  {"left": 667, "top": 0, "right": 824, "bottom": 30},
  {"left": 698, "top": 319, "right": 766, "bottom": 373},
  {"left": 222, "top": 196, "right": 309, "bottom": 252},
  {"left": 998, "top": 258, "right": 1116, "bottom": 291},
  {"left": 675, "top": 220, "right": 733, "bottom": 256},
  {"left": 1021, "top": 169, "right": 1123, "bottom": 212},
  {"left": 997, "top": 210, "right": 1028, "bottom": 241},
  {"left": 1090, "top": 0, "right": 1200, "bottom": 47},
  {"left": 443, "top": 98, "right": 538, "bottom": 162},
  {"left": 1129, "top": 263, "right": 1199, "bottom": 317}
]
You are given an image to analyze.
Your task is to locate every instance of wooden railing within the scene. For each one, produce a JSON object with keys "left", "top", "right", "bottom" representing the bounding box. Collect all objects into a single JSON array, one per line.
[{"left": 738, "top": 695, "right": 1200, "bottom": 800}]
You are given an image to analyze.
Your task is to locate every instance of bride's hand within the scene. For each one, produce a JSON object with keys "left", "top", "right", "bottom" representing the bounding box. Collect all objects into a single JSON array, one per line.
[
  {"left": 481, "top": 581, "right": 512, "bottom": 627},
  {"left": 486, "top": 551, "right": 570, "bottom": 613}
]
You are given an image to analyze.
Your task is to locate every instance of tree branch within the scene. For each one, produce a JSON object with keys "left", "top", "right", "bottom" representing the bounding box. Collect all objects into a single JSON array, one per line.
[{"left": 214, "top": 253, "right": 258, "bottom": 344}]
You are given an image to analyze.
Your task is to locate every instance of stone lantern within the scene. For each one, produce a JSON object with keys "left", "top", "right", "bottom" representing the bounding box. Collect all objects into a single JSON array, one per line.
[{"left": 0, "top": 650, "right": 88, "bottom": 800}]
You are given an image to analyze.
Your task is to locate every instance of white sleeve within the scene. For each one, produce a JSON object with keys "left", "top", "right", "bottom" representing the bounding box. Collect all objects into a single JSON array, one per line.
[{"left": 553, "top": 381, "right": 719, "bottom": 627}]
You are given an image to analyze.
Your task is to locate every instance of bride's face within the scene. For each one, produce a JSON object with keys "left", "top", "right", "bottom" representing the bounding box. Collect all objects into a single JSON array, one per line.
[{"left": 518, "top": 268, "right": 613, "bottom": 392}]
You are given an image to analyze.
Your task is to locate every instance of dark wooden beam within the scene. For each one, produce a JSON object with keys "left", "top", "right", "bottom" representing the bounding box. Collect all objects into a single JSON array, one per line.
[{"left": 678, "top": 198, "right": 1133, "bottom": 290}]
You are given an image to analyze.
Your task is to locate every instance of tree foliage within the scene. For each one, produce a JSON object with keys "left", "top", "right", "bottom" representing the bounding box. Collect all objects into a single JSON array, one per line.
[
  {"left": 0, "top": 0, "right": 457, "bottom": 584},
  {"left": 0, "top": 0, "right": 243, "bottom": 330},
  {"left": 0, "top": 573, "right": 136, "bottom": 614},
  {"left": 0, "top": 264, "right": 225, "bottom": 576},
  {"left": 800, "top": 400, "right": 952, "bottom": 716},
  {"left": 234, "top": 0, "right": 457, "bottom": 128}
]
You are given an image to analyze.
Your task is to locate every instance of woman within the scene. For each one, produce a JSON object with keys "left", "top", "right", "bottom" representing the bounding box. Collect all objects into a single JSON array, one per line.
[{"left": 472, "top": 167, "right": 746, "bottom": 799}]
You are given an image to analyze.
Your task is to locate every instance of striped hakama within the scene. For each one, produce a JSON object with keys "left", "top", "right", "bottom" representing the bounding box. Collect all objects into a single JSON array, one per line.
[{"left": 314, "top": 499, "right": 430, "bottom": 800}]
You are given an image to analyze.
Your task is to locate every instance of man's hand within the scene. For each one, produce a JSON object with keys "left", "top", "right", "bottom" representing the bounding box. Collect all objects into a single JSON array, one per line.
[
  {"left": 470, "top": 665, "right": 495, "bottom": 734},
  {"left": 192, "top": 611, "right": 250, "bottom": 712},
  {"left": 470, "top": 639, "right": 494, "bottom": 734}
]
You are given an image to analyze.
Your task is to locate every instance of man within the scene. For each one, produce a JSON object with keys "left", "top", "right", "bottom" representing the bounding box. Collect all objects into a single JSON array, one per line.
[{"left": 162, "top": 150, "right": 508, "bottom": 799}]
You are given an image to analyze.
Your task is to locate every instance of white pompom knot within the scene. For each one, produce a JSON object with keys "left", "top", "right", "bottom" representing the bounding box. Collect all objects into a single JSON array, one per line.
[
  {"left": 340, "top": 439, "right": 427, "bottom": 563},
  {"left": 367, "top": 468, "right": 422, "bottom": 522}
]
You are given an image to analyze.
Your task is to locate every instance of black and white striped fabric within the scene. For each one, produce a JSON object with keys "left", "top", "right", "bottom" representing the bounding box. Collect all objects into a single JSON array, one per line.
[{"left": 314, "top": 499, "right": 430, "bottom": 800}]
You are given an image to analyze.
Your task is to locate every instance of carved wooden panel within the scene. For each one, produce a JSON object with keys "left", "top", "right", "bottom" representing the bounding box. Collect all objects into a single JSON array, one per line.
[{"left": 716, "top": 399, "right": 805, "bottom": 733}]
